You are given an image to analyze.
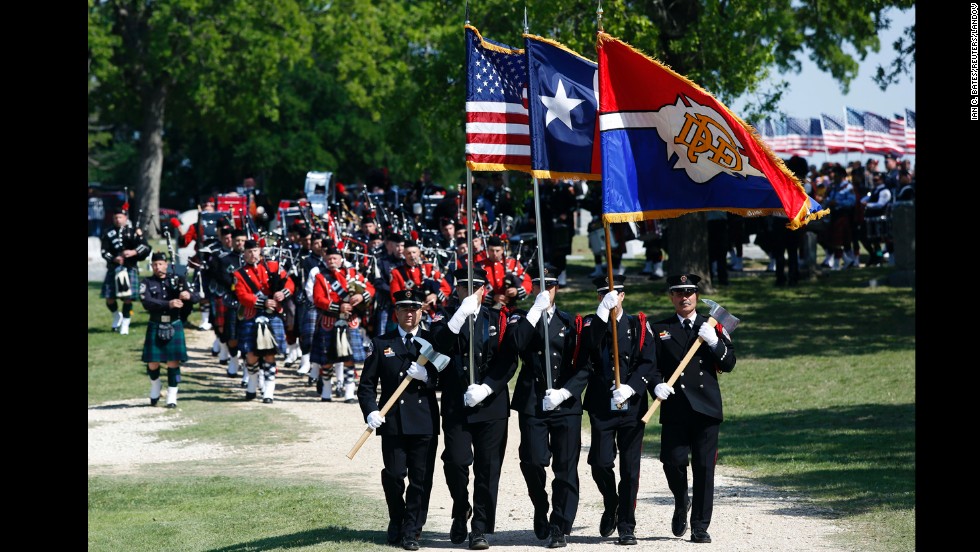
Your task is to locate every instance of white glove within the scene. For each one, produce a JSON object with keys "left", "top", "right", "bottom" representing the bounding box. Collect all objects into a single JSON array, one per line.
[
  {"left": 463, "top": 383, "right": 493, "bottom": 407},
  {"left": 596, "top": 290, "right": 619, "bottom": 322},
  {"left": 448, "top": 293, "right": 482, "bottom": 333},
  {"left": 542, "top": 387, "right": 572, "bottom": 411},
  {"left": 611, "top": 384, "right": 635, "bottom": 404},
  {"left": 654, "top": 383, "right": 675, "bottom": 401},
  {"left": 407, "top": 361, "right": 428, "bottom": 382},
  {"left": 531, "top": 289, "right": 552, "bottom": 311},
  {"left": 698, "top": 323, "right": 720, "bottom": 347},
  {"left": 367, "top": 410, "right": 385, "bottom": 429}
]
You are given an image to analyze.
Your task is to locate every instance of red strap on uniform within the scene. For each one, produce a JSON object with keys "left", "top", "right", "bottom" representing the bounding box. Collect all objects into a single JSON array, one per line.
[
  {"left": 498, "top": 309, "right": 507, "bottom": 346},
  {"left": 571, "top": 314, "right": 583, "bottom": 367},
  {"left": 637, "top": 312, "right": 646, "bottom": 351}
]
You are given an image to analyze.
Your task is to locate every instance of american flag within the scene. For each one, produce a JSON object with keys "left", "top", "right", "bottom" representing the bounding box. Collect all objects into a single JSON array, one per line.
[
  {"left": 821, "top": 113, "right": 849, "bottom": 153},
  {"left": 904, "top": 108, "right": 916, "bottom": 154},
  {"left": 807, "top": 117, "right": 825, "bottom": 153},
  {"left": 761, "top": 117, "right": 789, "bottom": 153},
  {"left": 863, "top": 110, "right": 904, "bottom": 155},
  {"left": 784, "top": 117, "right": 812, "bottom": 156},
  {"left": 844, "top": 107, "right": 865, "bottom": 152},
  {"left": 464, "top": 25, "right": 531, "bottom": 172}
]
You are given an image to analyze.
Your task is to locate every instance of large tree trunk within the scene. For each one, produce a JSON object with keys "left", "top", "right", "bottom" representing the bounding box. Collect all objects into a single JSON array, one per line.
[
  {"left": 137, "top": 82, "right": 167, "bottom": 239},
  {"left": 666, "top": 212, "right": 715, "bottom": 294}
]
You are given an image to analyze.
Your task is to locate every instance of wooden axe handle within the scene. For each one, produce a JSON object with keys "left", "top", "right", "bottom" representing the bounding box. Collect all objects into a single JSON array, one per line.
[
  {"left": 641, "top": 316, "right": 716, "bottom": 425},
  {"left": 347, "top": 354, "right": 429, "bottom": 459}
]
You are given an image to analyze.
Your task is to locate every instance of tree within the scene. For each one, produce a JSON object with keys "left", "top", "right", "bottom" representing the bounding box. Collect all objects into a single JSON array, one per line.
[{"left": 88, "top": 0, "right": 314, "bottom": 237}]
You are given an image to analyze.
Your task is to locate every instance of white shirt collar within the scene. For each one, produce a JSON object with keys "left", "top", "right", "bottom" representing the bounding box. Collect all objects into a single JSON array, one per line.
[{"left": 677, "top": 313, "right": 696, "bottom": 324}]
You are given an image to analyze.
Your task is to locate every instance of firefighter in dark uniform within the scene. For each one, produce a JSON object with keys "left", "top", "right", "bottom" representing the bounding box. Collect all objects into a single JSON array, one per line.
[
  {"left": 483, "top": 263, "right": 588, "bottom": 548},
  {"left": 428, "top": 267, "right": 511, "bottom": 550},
  {"left": 579, "top": 275, "right": 657, "bottom": 545},
  {"left": 100, "top": 205, "right": 152, "bottom": 335},
  {"left": 648, "top": 274, "right": 736, "bottom": 544},
  {"left": 139, "top": 252, "right": 198, "bottom": 408},
  {"left": 356, "top": 289, "right": 440, "bottom": 551}
]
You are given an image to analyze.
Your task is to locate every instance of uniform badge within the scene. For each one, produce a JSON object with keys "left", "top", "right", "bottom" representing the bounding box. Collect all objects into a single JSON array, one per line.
[
  {"left": 508, "top": 314, "right": 521, "bottom": 324},
  {"left": 584, "top": 318, "right": 592, "bottom": 327},
  {"left": 405, "top": 280, "right": 415, "bottom": 289},
  {"left": 489, "top": 327, "right": 498, "bottom": 337},
  {"left": 139, "top": 282, "right": 147, "bottom": 293},
  {"left": 558, "top": 327, "right": 566, "bottom": 337},
  {"left": 383, "top": 347, "right": 395, "bottom": 357},
  {"left": 430, "top": 313, "right": 444, "bottom": 322},
  {"left": 658, "top": 330, "right": 671, "bottom": 340}
]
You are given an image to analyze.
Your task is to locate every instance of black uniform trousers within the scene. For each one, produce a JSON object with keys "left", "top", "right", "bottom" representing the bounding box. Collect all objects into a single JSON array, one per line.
[
  {"left": 660, "top": 412, "right": 720, "bottom": 532},
  {"left": 381, "top": 434, "right": 438, "bottom": 541},
  {"left": 517, "top": 411, "right": 582, "bottom": 535},
  {"left": 588, "top": 414, "right": 646, "bottom": 534},
  {"left": 441, "top": 417, "right": 508, "bottom": 534}
]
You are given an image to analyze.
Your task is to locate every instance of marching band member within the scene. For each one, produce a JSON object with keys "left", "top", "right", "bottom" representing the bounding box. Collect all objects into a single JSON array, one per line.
[
  {"left": 100, "top": 205, "right": 152, "bottom": 335},
  {"left": 232, "top": 239, "right": 295, "bottom": 404},
  {"left": 139, "top": 252, "right": 198, "bottom": 408},
  {"left": 310, "top": 245, "right": 375, "bottom": 403},
  {"left": 389, "top": 240, "right": 452, "bottom": 324},
  {"left": 480, "top": 236, "right": 531, "bottom": 313}
]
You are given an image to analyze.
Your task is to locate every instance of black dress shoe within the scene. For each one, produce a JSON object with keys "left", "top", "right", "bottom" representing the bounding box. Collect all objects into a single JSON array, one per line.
[
  {"left": 450, "top": 507, "right": 471, "bottom": 544},
  {"left": 262, "top": 397, "right": 273, "bottom": 404},
  {"left": 240, "top": 381, "right": 248, "bottom": 388},
  {"left": 546, "top": 525, "right": 566, "bottom": 548},
  {"left": 165, "top": 403, "right": 177, "bottom": 409},
  {"left": 245, "top": 392, "right": 256, "bottom": 400},
  {"left": 345, "top": 398, "right": 358, "bottom": 404},
  {"left": 617, "top": 532, "right": 637, "bottom": 545},
  {"left": 671, "top": 496, "right": 691, "bottom": 537},
  {"left": 534, "top": 507, "right": 549, "bottom": 540},
  {"left": 600, "top": 506, "right": 618, "bottom": 537},
  {"left": 401, "top": 536, "right": 420, "bottom": 550},
  {"left": 469, "top": 532, "right": 489, "bottom": 550},
  {"left": 691, "top": 527, "right": 711, "bottom": 543},
  {"left": 149, "top": 397, "right": 159, "bottom": 406}
]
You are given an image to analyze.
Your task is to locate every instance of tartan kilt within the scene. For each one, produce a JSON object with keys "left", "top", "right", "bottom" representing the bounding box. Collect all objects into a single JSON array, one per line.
[
  {"left": 299, "top": 305, "right": 319, "bottom": 350},
  {"left": 213, "top": 295, "right": 240, "bottom": 341},
  {"left": 311, "top": 323, "right": 366, "bottom": 365},
  {"left": 141, "top": 321, "right": 189, "bottom": 362},
  {"left": 237, "top": 315, "right": 287, "bottom": 355},
  {"left": 100, "top": 266, "right": 140, "bottom": 299}
]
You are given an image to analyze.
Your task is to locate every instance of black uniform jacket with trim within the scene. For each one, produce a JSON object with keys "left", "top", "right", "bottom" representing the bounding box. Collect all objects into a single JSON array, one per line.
[
  {"left": 649, "top": 312, "right": 736, "bottom": 424},
  {"left": 485, "top": 307, "right": 588, "bottom": 417},
  {"left": 580, "top": 312, "right": 656, "bottom": 421},
  {"left": 357, "top": 326, "right": 440, "bottom": 436},
  {"left": 430, "top": 303, "right": 511, "bottom": 423}
]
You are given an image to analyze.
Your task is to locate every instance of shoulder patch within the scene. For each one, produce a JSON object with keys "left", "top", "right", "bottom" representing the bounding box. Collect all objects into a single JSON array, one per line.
[
  {"left": 508, "top": 314, "right": 521, "bottom": 324},
  {"left": 583, "top": 317, "right": 592, "bottom": 326}
]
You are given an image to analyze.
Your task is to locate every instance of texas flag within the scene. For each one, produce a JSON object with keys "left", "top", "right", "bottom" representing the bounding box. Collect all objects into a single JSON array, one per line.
[{"left": 596, "top": 33, "right": 827, "bottom": 230}]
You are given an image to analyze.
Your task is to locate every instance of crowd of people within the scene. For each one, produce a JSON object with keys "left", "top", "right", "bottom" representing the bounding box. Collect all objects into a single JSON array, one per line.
[{"left": 94, "top": 153, "right": 910, "bottom": 548}]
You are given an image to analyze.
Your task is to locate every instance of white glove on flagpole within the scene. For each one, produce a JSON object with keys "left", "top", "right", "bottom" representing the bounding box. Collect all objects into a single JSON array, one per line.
[
  {"left": 654, "top": 383, "right": 675, "bottom": 401},
  {"left": 463, "top": 383, "right": 493, "bottom": 407},
  {"left": 367, "top": 410, "right": 385, "bottom": 429},
  {"left": 407, "top": 361, "right": 428, "bottom": 382},
  {"left": 448, "top": 293, "right": 482, "bottom": 334},
  {"left": 525, "top": 290, "right": 552, "bottom": 327},
  {"left": 596, "top": 290, "right": 619, "bottom": 322},
  {"left": 543, "top": 388, "right": 572, "bottom": 411},
  {"left": 611, "top": 383, "right": 635, "bottom": 404},
  {"left": 698, "top": 323, "right": 720, "bottom": 347}
]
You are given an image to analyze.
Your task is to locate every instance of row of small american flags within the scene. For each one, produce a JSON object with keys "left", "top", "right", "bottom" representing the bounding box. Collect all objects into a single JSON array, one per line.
[
  {"left": 463, "top": 24, "right": 828, "bottom": 229},
  {"left": 759, "top": 108, "right": 916, "bottom": 157}
]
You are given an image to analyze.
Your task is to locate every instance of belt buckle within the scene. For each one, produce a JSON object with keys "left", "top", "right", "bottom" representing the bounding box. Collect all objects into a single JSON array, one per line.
[{"left": 160, "top": 315, "right": 171, "bottom": 323}]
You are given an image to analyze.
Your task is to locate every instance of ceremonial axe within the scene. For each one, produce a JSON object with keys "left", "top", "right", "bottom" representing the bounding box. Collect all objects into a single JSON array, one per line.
[
  {"left": 641, "top": 299, "right": 740, "bottom": 424},
  {"left": 347, "top": 335, "right": 450, "bottom": 459}
]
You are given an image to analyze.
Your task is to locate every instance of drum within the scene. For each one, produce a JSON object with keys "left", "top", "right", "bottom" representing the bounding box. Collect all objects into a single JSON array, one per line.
[
  {"left": 637, "top": 219, "right": 664, "bottom": 242},
  {"left": 865, "top": 215, "right": 891, "bottom": 240}
]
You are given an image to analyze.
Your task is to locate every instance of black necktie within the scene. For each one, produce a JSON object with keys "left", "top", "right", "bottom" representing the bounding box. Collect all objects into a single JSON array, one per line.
[
  {"left": 405, "top": 332, "right": 416, "bottom": 357},
  {"left": 683, "top": 319, "right": 693, "bottom": 338}
]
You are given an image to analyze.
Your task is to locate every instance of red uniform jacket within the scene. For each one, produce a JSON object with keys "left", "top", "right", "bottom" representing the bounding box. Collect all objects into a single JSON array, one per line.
[
  {"left": 312, "top": 266, "right": 375, "bottom": 331},
  {"left": 233, "top": 261, "right": 296, "bottom": 320},
  {"left": 481, "top": 257, "right": 531, "bottom": 309},
  {"left": 389, "top": 263, "right": 452, "bottom": 307}
]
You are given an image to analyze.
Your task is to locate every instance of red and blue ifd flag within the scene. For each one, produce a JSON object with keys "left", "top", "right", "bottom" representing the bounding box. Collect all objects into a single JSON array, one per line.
[
  {"left": 596, "top": 33, "right": 827, "bottom": 230},
  {"left": 524, "top": 34, "right": 601, "bottom": 180}
]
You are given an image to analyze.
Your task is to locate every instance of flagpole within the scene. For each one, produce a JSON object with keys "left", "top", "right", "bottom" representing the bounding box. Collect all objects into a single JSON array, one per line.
[
  {"left": 596, "top": 0, "right": 621, "bottom": 391},
  {"left": 465, "top": 169, "right": 476, "bottom": 385},
  {"left": 602, "top": 221, "right": 622, "bottom": 389},
  {"left": 531, "top": 176, "right": 553, "bottom": 390}
]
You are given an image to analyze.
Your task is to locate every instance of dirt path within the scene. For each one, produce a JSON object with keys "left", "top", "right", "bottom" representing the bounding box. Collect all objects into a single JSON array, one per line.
[{"left": 89, "top": 327, "right": 849, "bottom": 551}]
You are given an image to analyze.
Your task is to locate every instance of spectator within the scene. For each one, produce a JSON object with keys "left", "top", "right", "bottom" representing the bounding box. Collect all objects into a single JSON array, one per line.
[{"left": 88, "top": 186, "right": 105, "bottom": 237}]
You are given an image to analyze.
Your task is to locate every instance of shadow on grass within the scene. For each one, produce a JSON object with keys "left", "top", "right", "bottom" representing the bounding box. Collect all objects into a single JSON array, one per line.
[
  {"left": 204, "top": 526, "right": 384, "bottom": 551},
  {"left": 721, "top": 402, "right": 914, "bottom": 516}
]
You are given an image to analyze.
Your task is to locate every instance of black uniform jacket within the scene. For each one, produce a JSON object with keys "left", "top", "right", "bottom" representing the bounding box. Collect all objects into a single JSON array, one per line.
[
  {"left": 357, "top": 326, "right": 440, "bottom": 437},
  {"left": 649, "top": 313, "right": 736, "bottom": 424},
  {"left": 580, "top": 312, "right": 656, "bottom": 421},
  {"left": 485, "top": 307, "right": 588, "bottom": 418},
  {"left": 430, "top": 304, "right": 511, "bottom": 423}
]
